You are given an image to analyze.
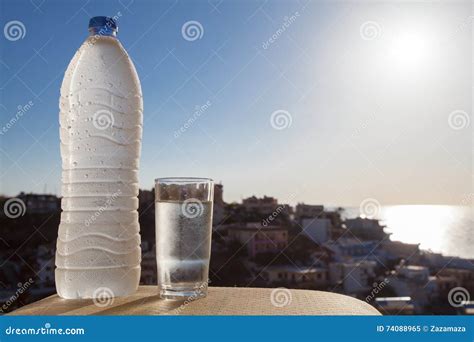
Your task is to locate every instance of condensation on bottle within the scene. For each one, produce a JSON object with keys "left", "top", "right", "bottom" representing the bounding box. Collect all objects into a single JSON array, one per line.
[{"left": 55, "top": 16, "right": 143, "bottom": 299}]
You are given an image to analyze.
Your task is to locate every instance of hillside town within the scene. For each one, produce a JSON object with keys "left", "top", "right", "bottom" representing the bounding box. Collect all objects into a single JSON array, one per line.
[{"left": 1, "top": 185, "right": 473, "bottom": 315}]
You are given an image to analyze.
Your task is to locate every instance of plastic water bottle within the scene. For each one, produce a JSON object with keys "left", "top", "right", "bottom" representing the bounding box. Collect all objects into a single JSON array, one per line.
[{"left": 55, "top": 16, "right": 143, "bottom": 299}]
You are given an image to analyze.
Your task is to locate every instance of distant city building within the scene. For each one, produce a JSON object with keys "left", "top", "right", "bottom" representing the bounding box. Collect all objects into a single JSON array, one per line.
[
  {"left": 386, "top": 264, "right": 437, "bottom": 312},
  {"left": 416, "top": 252, "right": 474, "bottom": 273},
  {"left": 309, "top": 245, "right": 334, "bottom": 267},
  {"left": 36, "top": 245, "right": 54, "bottom": 287},
  {"left": 261, "top": 265, "right": 328, "bottom": 288},
  {"left": 436, "top": 275, "right": 460, "bottom": 295},
  {"left": 329, "top": 260, "right": 377, "bottom": 294},
  {"left": 395, "top": 265, "right": 430, "bottom": 283},
  {"left": 227, "top": 223, "right": 288, "bottom": 258},
  {"left": 437, "top": 268, "right": 474, "bottom": 294},
  {"left": 323, "top": 209, "right": 345, "bottom": 240},
  {"left": 325, "top": 238, "right": 379, "bottom": 261},
  {"left": 381, "top": 240, "right": 420, "bottom": 260},
  {"left": 294, "top": 203, "right": 324, "bottom": 222},
  {"left": 302, "top": 218, "right": 331, "bottom": 244},
  {"left": 138, "top": 189, "right": 154, "bottom": 210},
  {"left": 16, "top": 193, "right": 59, "bottom": 214},
  {"left": 444, "top": 258, "right": 474, "bottom": 270},
  {"left": 345, "top": 217, "right": 390, "bottom": 241},
  {"left": 242, "top": 196, "right": 278, "bottom": 215},
  {"left": 213, "top": 183, "right": 225, "bottom": 226},
  {"left": 140, "top": 250, "right": 156, "bottom": 285},
  {"left": 214, "top": 183, "right": 224, "bottom": 204}
]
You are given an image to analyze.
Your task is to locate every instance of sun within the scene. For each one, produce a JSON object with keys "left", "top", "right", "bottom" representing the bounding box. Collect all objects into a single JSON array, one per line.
[{"left": 387, "top": 30, "right": 429, "bottom": 70}]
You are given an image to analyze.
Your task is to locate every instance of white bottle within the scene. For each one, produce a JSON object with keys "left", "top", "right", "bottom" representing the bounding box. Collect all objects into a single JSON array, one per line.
[{"left": 55, "top": 16, "right": 143, "bottom": 299}]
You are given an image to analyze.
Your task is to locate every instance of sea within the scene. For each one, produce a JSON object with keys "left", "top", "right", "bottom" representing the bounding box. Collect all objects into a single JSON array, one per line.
[{"left": 340, "top": 205, "right": 473, "bottom": 260}]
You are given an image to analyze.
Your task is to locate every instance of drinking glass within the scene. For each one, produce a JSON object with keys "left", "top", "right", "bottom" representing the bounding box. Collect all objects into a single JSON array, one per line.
[{"left": 154, "top": 177, "right": 214, "bottom": 300}]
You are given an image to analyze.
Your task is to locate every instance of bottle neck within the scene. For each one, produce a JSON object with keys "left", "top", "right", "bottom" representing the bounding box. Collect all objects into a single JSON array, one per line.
[{"left": 88, "top": 26, "right": 117, "bottom": 37}]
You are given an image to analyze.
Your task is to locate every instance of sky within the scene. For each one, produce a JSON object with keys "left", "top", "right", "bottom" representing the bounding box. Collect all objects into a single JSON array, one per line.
[{"left": 0, "top": 0, "right": 472, "bottom": 206}]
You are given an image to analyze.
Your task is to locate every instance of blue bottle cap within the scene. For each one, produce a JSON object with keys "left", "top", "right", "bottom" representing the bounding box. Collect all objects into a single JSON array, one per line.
[{"left": 88, "top": 16, "right": 118, "bottom": 31}]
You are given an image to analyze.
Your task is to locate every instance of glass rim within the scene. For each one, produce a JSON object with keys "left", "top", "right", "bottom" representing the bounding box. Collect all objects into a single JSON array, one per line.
[{"left": 154, "top": 177, "right": 213, "bottom": 184}]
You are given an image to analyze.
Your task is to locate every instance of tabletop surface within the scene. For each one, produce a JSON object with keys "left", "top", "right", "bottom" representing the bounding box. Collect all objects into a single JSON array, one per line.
[{"left": 10, "top": 286, "right": 381, "bottom": 316}]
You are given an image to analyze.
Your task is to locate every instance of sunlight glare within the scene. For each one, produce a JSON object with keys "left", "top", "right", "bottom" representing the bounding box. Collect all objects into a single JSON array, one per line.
[
  {"left": 380, "top": 205, "right": 458, "bottom": 253},
  {"left": 387, "top": 30, "right": 429, "bottom": 70}
]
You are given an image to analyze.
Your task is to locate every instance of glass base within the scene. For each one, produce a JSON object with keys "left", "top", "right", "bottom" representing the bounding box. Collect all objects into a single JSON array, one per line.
[{"left": 159, "top": 284, "right": 208, "bottom": 300}]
